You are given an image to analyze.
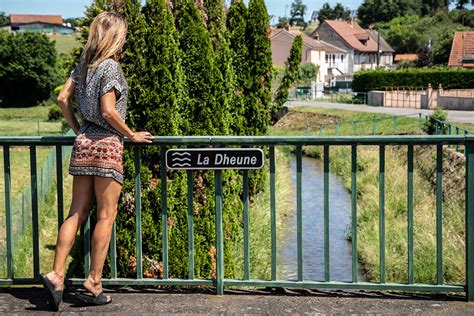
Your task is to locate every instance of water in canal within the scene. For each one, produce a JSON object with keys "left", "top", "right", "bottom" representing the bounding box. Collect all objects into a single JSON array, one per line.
[{"left": 279, "top": 156, "right": 359, "bottom": 282}]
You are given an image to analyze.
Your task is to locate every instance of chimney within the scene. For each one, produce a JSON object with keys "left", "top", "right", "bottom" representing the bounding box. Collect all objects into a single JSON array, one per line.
[{"left": 350, "top": 19, "right": 353, "bottom": 28}]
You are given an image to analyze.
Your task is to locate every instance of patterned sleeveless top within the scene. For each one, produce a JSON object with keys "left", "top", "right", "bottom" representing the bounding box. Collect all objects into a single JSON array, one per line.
[{"left": 71, "top": 58, "right": 128, "bottom": 136}]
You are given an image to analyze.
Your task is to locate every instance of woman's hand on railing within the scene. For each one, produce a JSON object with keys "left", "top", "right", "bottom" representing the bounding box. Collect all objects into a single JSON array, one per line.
[{"left": 129, "top": 131, "right": 154, "bottom": 143}]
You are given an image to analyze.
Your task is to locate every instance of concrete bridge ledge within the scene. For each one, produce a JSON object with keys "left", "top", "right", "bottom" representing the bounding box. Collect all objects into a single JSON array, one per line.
[{"left": 1, "top": 287, "right": 473, "bottom": 314}]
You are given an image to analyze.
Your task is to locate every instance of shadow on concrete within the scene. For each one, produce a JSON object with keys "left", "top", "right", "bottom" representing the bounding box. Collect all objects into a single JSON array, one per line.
[{"left": 0, "top": 286, "right": 466, "bottom": 312}]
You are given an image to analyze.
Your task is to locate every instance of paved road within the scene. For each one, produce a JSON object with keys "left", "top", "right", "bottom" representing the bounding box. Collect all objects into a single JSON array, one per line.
[
  {"left": 1, "top": 287, "right": 474, "bottom": 314},
  {"left": 288, "top": 101, "right": 474, "bottom": 124}
]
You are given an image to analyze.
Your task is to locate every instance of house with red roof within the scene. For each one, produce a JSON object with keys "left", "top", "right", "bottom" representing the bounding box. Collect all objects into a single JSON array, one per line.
[
  {"left": 271, "top": 27, "right": 348, "bottom": 83},
  {"left": 311, "top": 20, "right": 395, "bottom": 75},
  {"left": 448, "top": 32, "right": 474, "bottom": 68},
  {"left": 10, "top": 14, "right": 74, "bottom": 34}
]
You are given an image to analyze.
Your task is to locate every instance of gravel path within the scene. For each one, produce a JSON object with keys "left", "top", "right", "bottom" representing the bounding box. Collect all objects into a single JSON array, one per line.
[{"left": 287, "top": 101, "right": 474, "bottom": 124}]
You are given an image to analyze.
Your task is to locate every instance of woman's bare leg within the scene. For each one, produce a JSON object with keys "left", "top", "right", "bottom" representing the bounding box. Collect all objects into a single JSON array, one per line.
[
  {"left": 46, "top": 176, "right": 95, "bottom": 290},
  {"left": 83, "top": 176, "right": 121, "bottom": 299}
]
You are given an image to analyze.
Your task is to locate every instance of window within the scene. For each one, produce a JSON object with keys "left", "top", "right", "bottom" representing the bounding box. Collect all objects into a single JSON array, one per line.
[
  {"left": 341, "top": 55, "right": 344, "bottom": 63},
  {"left": 325, "top": 54, "right": 328, "bottom": 63},
  {"left": 332, "top": 55, "right": 335, "bottom": 63}
]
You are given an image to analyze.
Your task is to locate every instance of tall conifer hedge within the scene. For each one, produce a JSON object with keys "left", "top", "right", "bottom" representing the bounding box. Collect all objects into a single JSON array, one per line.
[{"left": 67, "top": 0, "right": 272, "bottom": 280}]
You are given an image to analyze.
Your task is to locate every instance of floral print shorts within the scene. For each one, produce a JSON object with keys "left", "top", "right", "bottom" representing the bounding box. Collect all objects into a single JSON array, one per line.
[{"left": 69, "top": 125, "right": 124, "bottom": 184}]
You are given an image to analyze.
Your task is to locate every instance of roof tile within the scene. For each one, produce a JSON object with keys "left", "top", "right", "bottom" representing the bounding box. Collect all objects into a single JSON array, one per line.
[{"left": 10, "top": 14, "right": 62, "bottom": 25}]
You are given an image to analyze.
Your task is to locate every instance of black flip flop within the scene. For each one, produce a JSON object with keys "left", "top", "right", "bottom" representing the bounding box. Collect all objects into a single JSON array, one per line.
[
  {"left": 76, "top": 291, "right": 112, "bottom": 306},
  {"left": 39, "top": 274, "right": 63, "bottom": 311}
]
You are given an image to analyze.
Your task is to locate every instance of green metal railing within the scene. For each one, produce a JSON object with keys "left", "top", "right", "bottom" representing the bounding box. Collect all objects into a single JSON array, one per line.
[
  {"left": 307, "top": 113, "right": 423, "bottom": 136},
  {"left": 1, "top": 135, "right": 474, "bottom": 301}
]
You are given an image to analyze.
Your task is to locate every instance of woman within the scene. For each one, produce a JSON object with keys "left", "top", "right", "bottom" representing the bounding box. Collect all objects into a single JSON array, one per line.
[{"left": 39, "top": 12, "right": 153, "bottom": 310}]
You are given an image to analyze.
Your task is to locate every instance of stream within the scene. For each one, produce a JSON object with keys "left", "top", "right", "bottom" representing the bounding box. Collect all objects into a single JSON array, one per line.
[{"left": 279, "top": 155, "right": 362, "bottom": 282}]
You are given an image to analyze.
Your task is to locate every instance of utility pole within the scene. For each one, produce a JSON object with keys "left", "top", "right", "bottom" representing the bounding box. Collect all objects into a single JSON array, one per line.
[{"left": 376, "top": 29, "right": 380, "bottom": 67}]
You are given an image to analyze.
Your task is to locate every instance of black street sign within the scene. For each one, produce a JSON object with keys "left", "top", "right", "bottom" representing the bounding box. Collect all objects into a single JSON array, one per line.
[{"left": 166, "top": 148, "right": 264, "bottom": 170}]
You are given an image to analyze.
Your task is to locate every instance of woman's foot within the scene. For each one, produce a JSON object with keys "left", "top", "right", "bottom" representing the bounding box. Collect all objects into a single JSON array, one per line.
[
  {"left": 39, "top": 272, "right": 64, "bottom": 311},
  {"left": 45, "top": 271, "right": 65, "bottom": 291},
  {"left": 82, "top": 275, "right": 112, "bottom": 304}
]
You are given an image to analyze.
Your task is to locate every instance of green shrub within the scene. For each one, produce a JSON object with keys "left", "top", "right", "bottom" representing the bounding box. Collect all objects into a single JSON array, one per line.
[
  {"left": 353, "top": 68, "right": 474, "bottom": 92},
  {"left": 47, "top": 105, "right": 62, "bottom": 122},
  {"left": 0, "top": 31, "right": 60, "bottom": 107},
  {"left": 421, "top": 106, "right": 448, "bottom": 135},
  {"left": 296, "top": 63, "right": 318, "bottom": 85}
]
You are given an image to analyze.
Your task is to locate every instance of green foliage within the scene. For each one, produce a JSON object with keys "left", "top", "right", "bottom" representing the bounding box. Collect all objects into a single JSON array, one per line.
[
  {"left": 227, "top": 0, "right": 249, "bottom": 134},
  {"left": 317, "top": 2, "right": 351, "bottom": 23},
  {"left": 245, "top": 0, "right": 272, "bottom": 135},
  {"left": 296, "top": 63, "right": 318, "bottom": 84},
  {"left": 47, "top": 105, "right": 62, "bottom": 121},
  {"left": 204, "top": 0, "right": 243, "bottom": 135},
  {"left": 378, "top": 12, "right": 472, "bottom": 65},
  {"left": 0, "top": 31, "right": 60, "bottom": 107},
  {"left": 67, "top": 0, "right": 271, "bottom": 281},
  {"left": 275, "top": 17, "right": 289, "bottom": 28},
  {"left": 0, "top": 12, "right": 9, "bottom": 27},
  {"left": 174, "top": 0, "right": 229, "bottom": 135},
  {"left": 289, "top": 0, "right": 307, "bottom": 27},
  {"left": 421, "top": 106, "right": 448, "bottom": 134},
  {"left": 63, "top": 17, "right": 81, "bottom": 27},
  {"left": 357, "top": 0, "right": 422, "bottom": 27},
  {"left": 273, "top": 35, "right": 303, "bottom": 120},
  {"left": 128, "top": 0, "right": 184, "bottom": 136},
  {"left": 352, "top": 68, "right": 474, "bottom": 92}
]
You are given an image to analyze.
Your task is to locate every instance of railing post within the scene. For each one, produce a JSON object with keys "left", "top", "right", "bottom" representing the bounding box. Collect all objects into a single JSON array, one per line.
[
  {"left": 3, "top": 146, "right": 13, "bottom": 278},
  {"left": 160, "top": 147, "right": 169, "bottom": 279},
  {"left": 215, "top": 170, "right": 224, "bottom": 295},
  {"left": 466, "top": 138, "right": 474, "bottom": 301},
  {"left": 134, "top": 146, "right": 143, "bottom": 279},
  {"left": 30, "top": 146, "right": 40, "bottom": 279}
]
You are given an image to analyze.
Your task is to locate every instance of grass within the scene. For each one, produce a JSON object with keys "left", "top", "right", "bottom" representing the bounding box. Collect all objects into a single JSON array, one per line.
[
  {"left": 48, "top": 34, "right": 81, "bottom": 55},
  {"left": 0, "top": 105, "right": 63, "bottom": 136},
  {"left": 0, "top": 105, "right": 72, "bottom": 278},
  {"left": 230, "top": 148, "right": 294, "bottom": 280},
  {"left": 270, "top": 108, "right": 466, "bottom": 285},
  {"left": 270, "top": 106, "right": 423, "bottom": 136}
]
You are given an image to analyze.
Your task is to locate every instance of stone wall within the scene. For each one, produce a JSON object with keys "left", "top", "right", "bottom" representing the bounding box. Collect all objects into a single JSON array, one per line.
[{"left": 367, "top": 85, "right": 474, "bottom": 110}]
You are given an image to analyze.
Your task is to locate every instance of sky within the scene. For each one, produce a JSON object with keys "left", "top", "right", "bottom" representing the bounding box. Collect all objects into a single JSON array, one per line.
[{"left": 1, "top": 0, "right": 363, "bottom": 20}]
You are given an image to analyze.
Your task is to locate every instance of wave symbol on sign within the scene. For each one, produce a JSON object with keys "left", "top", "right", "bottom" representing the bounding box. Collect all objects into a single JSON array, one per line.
[{"left": 171, "top": 152, "right": 191, "bottom": 167}]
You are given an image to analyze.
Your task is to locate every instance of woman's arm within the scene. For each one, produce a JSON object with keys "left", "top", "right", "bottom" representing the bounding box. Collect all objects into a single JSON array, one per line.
[
  {"left": 100, "top": 89, "right": 153, "bottom": 143},
  {"left": 57, "top": 77, "right": 81, "bottom": 134}
]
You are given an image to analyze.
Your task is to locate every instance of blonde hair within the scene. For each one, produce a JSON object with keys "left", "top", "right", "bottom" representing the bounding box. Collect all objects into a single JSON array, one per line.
[{"left": 79, "top": 12, "right": 127, "bottom": 86}]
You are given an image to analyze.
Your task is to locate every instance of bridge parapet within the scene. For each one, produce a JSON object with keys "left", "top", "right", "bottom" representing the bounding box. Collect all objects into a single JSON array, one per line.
[{"left": 1, "top": 135, "right": 473, "bottom": 301}]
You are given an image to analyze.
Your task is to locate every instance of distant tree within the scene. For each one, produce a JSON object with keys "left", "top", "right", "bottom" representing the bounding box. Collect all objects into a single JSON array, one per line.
[
  {"left": 420, "top": 0, "right": 450, "bottom": 14},
  {"left": 0, "top": 31, "right": 60, "bottom": 107},
  {"left": 357, "top": 0, "right": 422, "bottom": 27},
  {"left": 297, "top": 63, "right": 318, "bottom": 84},
  {"left": 333, "top": 3, "right": 351, "bottom": 21},
  {"left": 317, "top": 3, "right": 334, "bottom": 22},
  {"left": 62, "top": 17, "right": 81, "bottom": 27},
  {"left": 0, "top": 12, "right": 9, "bottom": 27},
  {"left": 272, "top": 35, "right": 302, "bottom": 121},
  {"left": 455, "top": 0, "right": 470, "bottom": 9},
  {"left": 378, "top": 15, "right": 422, "bottom": 54},
  {"left": 450, "top": 8, "right": 474, "bottom": 27},
  {"left": 317, "top": 2, "right": 351, "bottom": 23},
  {"left": 276, "top": 17, "right": 290, "bottom": 28},
  {"left": 290, "top": 0, "right": 307, "bottom": 27}
]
